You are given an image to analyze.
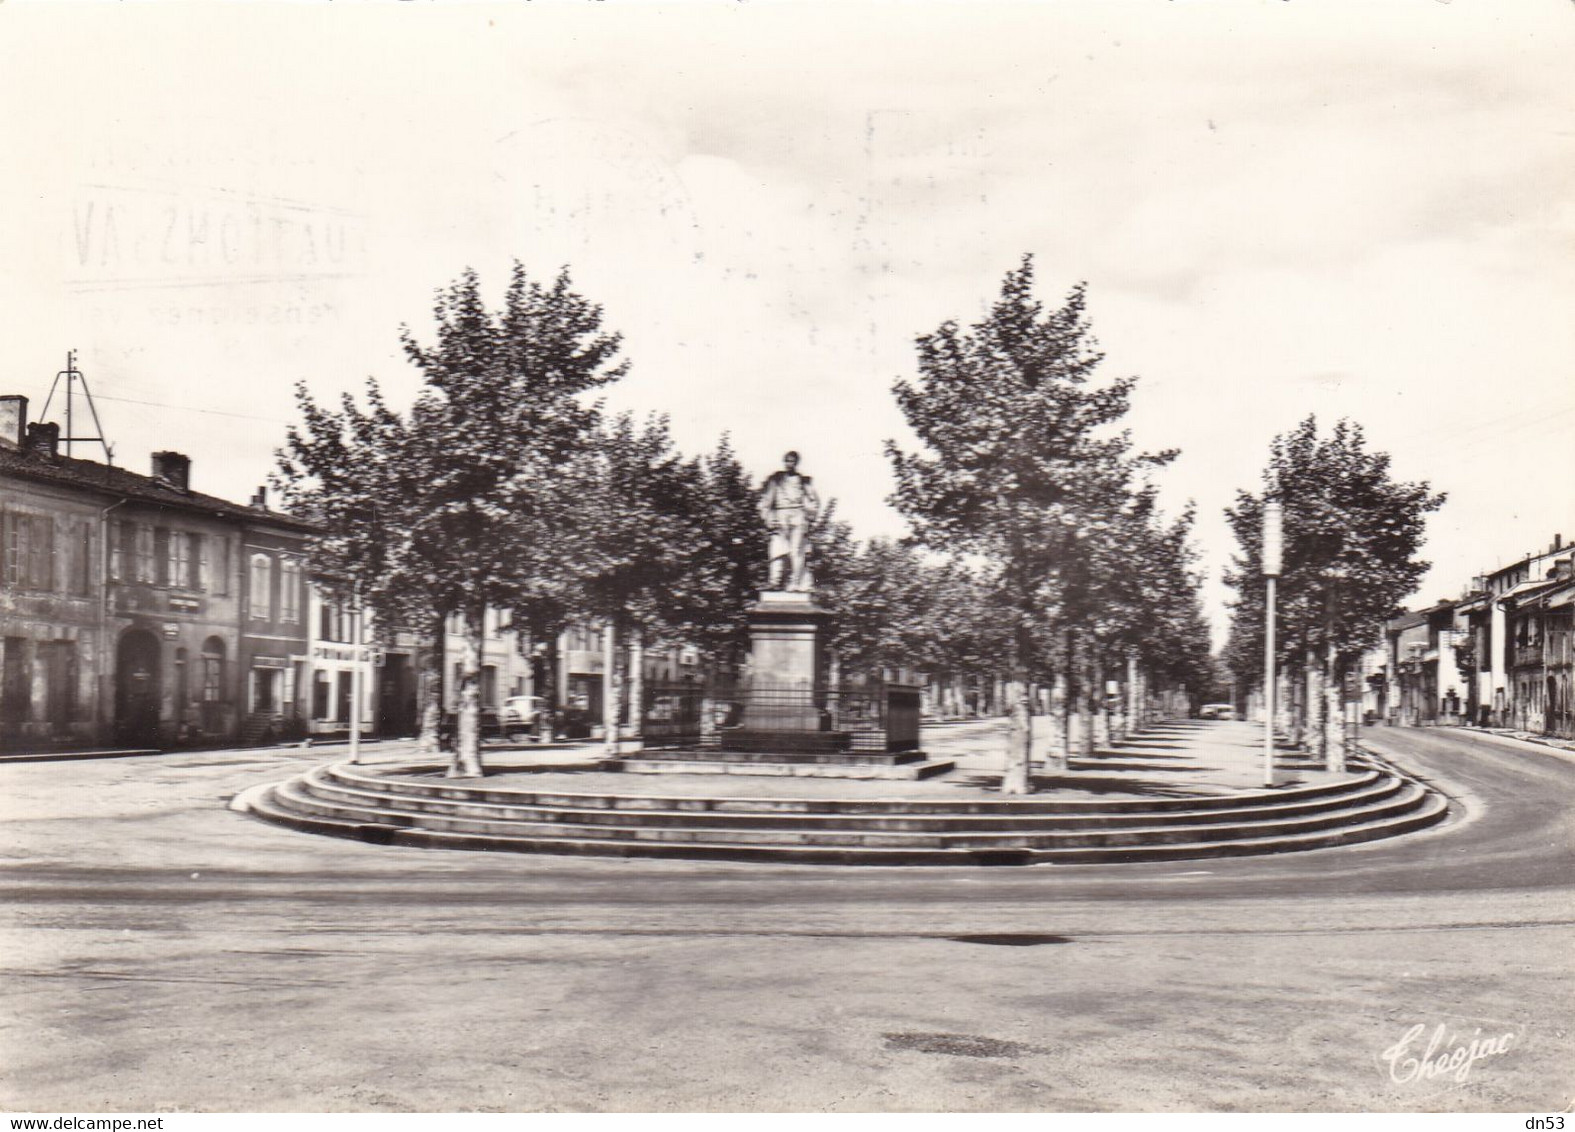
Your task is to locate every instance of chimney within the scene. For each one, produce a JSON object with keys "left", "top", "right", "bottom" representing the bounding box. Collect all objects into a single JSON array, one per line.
[
  {"left": 1553, "top": 534, "right": 1564, "bottom": 554},
  {"left": 0, "top": 395, "right": 26, "bottom": 448},
  {"left": 249, "top": 485, "right": 268, "bottom": 510},
  {"left": 22, "top": 421, "right": 60, "bottom": 458},
  {"left": 150, "top": 451, "right": 191, "bottom": 492}
]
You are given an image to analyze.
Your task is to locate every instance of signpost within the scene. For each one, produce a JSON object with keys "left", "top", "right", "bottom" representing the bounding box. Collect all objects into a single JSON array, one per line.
[{"left": 1261, "top": 500, "right": 1283, "bottom": 789}]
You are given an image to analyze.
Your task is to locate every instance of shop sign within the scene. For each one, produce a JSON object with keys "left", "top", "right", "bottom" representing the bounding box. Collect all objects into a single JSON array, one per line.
[
  {"left": 253, "top": 656, "right": 290, "bottom": 669},
  {"left": 312, "top": 643, "right": 379, "bottom": 664},
  {"left": 168, "top": 594, "right": 200, "bottom": 613},
  {"left": 161, "top": 623, "right": 179, "bottom": 640}
]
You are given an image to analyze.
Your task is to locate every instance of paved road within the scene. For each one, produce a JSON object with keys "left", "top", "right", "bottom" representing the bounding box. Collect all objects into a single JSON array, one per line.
[{"left": 1, "top": 722, "right": 1571, "bottom": 1112}]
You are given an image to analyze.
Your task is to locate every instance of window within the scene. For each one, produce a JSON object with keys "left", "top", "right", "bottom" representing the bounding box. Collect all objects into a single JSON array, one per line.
[
  {"left": 215, "top": 537, "right": 230, "bottom": 596},
  {"left": 171, "top": 532, "right": 192, "bottom": 589},
  {"left": 249, "top": 554, "right": 273, "bottom": 621},
  {"left": 109, "top": 519, "right": 124, "bottom": 580},
  {"left": 1, "top": 513, "right": 17, "bottom": 588},
  {"left": 154, "top": 528, "right": 171, "bottom": 585},
  {"left": 2, "top": 512, "right": 55, "bottom": 591},
  {"left": 186, "top": 534, "right": 203, "bottom": 589},
  {"left": 317, "top": 598, "right": 352, "bottom": 642},
  {"left": 280, "top": 559, "right": 300, "bottom": 623},
  {"left": 70, "top": 523, "right": 92, "bottom": 596},
  {"left": 133, "top": 525, "right": 155, "bottom": 583}
]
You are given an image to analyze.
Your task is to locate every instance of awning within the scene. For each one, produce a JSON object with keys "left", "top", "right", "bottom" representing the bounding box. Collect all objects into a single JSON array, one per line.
[{"left": 1540, "top": 584, "right": 1575, "bottom": 610}]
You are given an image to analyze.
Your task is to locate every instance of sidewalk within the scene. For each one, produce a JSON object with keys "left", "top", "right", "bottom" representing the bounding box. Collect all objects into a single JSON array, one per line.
[
  {"left": 0, "top": 734, "right": 599, "bottom": 765},
  {"left": 361, "top": 718, "right": 1353, "bottom": 803},
  {"left": 1470, "top": 725, "right": 1575, "bottom": 755}
]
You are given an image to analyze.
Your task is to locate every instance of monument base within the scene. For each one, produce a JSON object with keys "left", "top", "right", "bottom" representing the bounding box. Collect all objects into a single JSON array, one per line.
[
  {"left": 738, "top": 590, "right": 830, "bottom": 737},
  {"left": 601, "top": 749, "right": 956, "bottom": 780}
]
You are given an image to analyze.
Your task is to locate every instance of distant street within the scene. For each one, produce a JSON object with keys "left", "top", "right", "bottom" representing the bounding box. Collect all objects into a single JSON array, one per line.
[{"left": 2, "top": 722, "right": 1572, "bottom": 1112}]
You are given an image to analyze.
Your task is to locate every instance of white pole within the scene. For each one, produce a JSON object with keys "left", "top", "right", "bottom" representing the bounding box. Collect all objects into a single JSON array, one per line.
[
  {"left": 1264, "top": 575, "right": 1277, "bottom": 788},
  {"left": 1261, "top": 500, "right": 1283, "bottom": 789},
  {"left": 349, "top": 590, "right": 363, "bottom": 765}
]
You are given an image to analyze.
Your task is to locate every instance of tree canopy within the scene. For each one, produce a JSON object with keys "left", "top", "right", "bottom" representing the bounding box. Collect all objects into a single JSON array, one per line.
[
  {"left": 275, "top": 262, "right": 628, "bottom": 775},
  {"left": 887, "top": 255, "right": 1200, "bottom": 789}
]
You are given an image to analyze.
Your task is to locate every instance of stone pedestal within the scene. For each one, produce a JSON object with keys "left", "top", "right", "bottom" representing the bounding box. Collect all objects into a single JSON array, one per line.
[
  {"left": 747, "top": 591, "right": 826, "bottom": 684},
  {"left": 728, "top": 591, "right": 840, "bottom": 745}
]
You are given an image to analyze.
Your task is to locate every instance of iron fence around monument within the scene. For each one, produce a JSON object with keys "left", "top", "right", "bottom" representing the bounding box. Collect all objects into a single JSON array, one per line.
[
  {"left": 638, "top": 678, "right": 921, "bottom": 752},
  {"left": 640, "top": 682, "right": 708, "bottom": 749}
]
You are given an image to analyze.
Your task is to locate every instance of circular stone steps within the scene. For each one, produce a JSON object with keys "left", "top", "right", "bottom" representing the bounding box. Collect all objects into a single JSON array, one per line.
[{"left": 234, "top": 757, "right": 1449, "bottom": 866}]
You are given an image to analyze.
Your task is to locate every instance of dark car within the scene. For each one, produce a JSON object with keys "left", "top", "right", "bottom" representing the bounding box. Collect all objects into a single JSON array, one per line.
[
  {"left": 553, "top": 706, "right": 594, "bottom": 740},
  {"left": 439, "top": 708, "right": 526, "bottom": 749}
]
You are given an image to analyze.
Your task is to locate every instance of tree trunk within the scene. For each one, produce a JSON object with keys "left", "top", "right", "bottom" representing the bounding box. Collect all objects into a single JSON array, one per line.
[
  {"left": 1123, "top": 654, "right": 1139, "bottom": 738},
  {"left": 539, "top": 632, "right": 559, "bottom": 742},
  {"left": 1077, "top": 634, "right": 1096, "bottom": 761},
  {"left": 628, "top": 627, "right": 645, "bottom": 747},
  {"left": 1003, "top": 676, "right": 1031, "bottom": 794},
  {"left": 1306, "top": 647, "right": 1328, "bottom": 761},
  {"left": 448, "top": 606, "right": 485, "bottom": 778},
  {"left": 1049, "top": 666, "right": 1069, "bottom": 771},
  {"left": 1061, "top": 629, "right": 1076, "bottom": 765},
  {"left": 1094, "top": 651, "right": 1111, "bottom": 749},
  {"left": 1002, "top": 623, "right": 1032, "bottom": 794},
  {"left": 417, "top": 612, "right": 444, "bottom": 760},
  {"left": 1324, "top": 642, "right": 1345, "bottom": 772},
  {"left": 1295, "top": 652, "right": 1312, "bottom": 750},
  {"left": 602, "top": 620, "right": 622, "bottom": 757},
  {"left": 1284, "top": 662, "right": 1301, "bottom": 747}
]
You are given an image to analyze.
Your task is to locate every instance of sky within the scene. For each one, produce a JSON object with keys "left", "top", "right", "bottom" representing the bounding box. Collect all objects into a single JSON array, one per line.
[{"left": 2, "top": 0, "right": 1572, "bottom": 644}]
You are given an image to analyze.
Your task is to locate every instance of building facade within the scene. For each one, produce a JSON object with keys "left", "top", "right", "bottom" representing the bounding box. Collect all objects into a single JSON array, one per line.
[
  {"left": 1, "top": 395, "right": 312, "bottom": 751},
  {"left": 238, "top": 497, "right": 313, "bottom": 744},
  {"left": 1385, "top": 533, "right": 1574, "bottom": 739},
  {"left": 1, "top": 418, "right": 105, "bottom": 750}
]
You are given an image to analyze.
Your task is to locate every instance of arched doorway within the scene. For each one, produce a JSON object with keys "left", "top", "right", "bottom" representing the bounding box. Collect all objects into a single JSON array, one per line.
[{"left": 115, "top": 630, "right": 163, "bottom": 747}]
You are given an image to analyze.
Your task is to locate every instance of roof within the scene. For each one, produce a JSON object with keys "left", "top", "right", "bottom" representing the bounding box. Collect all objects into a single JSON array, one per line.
[
  {"left": 1498, "top": 577, "right": 1563, "bottom": 607},
  {"left": 1514, "top": 578, "right": 1575, "bottom": 612},
  {"left": 1388, "top": 609, "right": 1429, "bottom": 632},
  {"left": 0, "top": 443, "right": 317, "bottom": 534}
]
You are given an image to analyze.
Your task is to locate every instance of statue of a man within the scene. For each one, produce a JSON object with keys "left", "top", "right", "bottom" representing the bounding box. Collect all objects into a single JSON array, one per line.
[{"left": 758, "top": 450, "right": 820, "bottom": 592}]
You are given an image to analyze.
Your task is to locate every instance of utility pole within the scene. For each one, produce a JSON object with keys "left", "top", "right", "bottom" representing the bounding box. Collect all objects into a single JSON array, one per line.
[
  {"left": 1262, "top": 499, "right": 1283, "bottom": 789},
  {"left": 40, "top": 350, "right": 114, "bottom": 462}
]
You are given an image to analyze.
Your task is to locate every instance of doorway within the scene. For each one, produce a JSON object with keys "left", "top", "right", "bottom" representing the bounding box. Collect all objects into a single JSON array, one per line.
[{"left": 115, "top": 630, "right": 162, "bottom": 747}]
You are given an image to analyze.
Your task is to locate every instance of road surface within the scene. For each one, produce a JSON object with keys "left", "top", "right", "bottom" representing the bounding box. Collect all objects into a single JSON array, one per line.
[{"left": 1, "top": 722, "right": 1570, "bottom": 1112}]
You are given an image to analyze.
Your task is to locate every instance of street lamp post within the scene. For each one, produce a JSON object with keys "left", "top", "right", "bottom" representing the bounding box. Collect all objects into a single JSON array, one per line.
[{"left": 1261, "top": 500, "right": 1283, "bottom": 789}]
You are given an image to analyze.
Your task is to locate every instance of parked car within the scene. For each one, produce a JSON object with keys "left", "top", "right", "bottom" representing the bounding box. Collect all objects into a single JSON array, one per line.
[
  {"left": 1198, "top": 703, "right": 1237, "bottom": 721},
  {"left": 553, "top": 706, "right": 594, "bottom": 740},
  {"left": 500, "top": 695, "right": 547, "bottom": 740},
  {"left": 439, "top": 708, "right": 530, "bottom": 748}
]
